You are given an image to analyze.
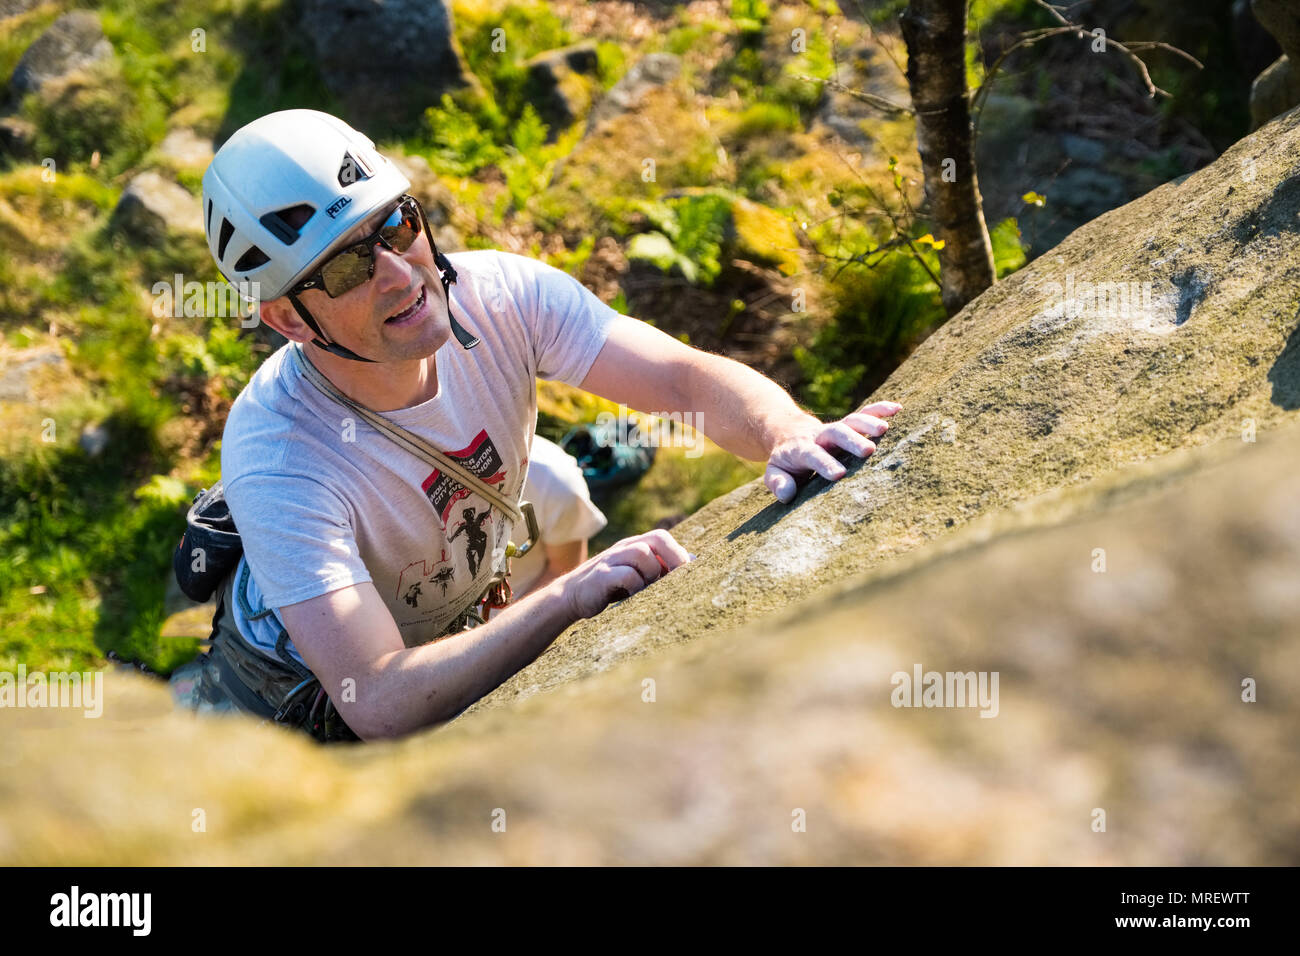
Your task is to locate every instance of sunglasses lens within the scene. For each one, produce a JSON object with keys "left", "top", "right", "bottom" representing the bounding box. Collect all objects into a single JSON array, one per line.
[
  {"left": 378, "top": 202, "right": 420, "bottom": 253},
  {"left": 320, "top": 248, "right": 374, "bottom": 297},
  {"left": 312, "top": 199, "right": 424, "bottom": 297}
]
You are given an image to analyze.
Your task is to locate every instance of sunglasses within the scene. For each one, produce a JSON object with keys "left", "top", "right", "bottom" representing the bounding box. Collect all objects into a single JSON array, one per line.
[{"left": 292, "top": 195, "right": 431, "bottom": 298}]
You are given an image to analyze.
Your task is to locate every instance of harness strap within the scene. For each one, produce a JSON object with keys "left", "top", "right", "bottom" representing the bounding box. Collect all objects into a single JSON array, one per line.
[{"left": 289, "top": 344, "right": 525, "bottom": 527}]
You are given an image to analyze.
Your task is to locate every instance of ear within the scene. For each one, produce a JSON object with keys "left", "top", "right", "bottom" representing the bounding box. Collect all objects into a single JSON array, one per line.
[{"left": 258, "top": 294, "right": 316, "bottom": 344}]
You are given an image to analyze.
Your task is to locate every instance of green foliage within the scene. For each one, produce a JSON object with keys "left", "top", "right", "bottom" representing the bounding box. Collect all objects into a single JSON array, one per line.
[
  {"left": 628, "top": 194, "right": 732, "bottom": 287},
  {"left": 673, "top": 194, "right": 730, "bottom": 285},
  {"left": 452, "top": 0, "right": 574, "bottom": 138},
  {"left": 544, "top": 235, "right": 597, "bottom": 277},
  {"left": 594, "top": 41, "right": 627, "bottom": 91},
  {"left": 500, "top": 103, "right": 556, "bottom": 211},
  {"left": 420, "top": 94, "right": 506, "bottom": 177},
  {"left": 662, "top": 23, "right": 714, "bottom": 57},
  {"left": 796, "top": 247, "right": 944, "bottom": 418},
  {"left": 733, "top": 101, "right": 802, "bottom": 137},
  {"left": 23, "top": 59, "right": 165, "bottom": 178},
  {"left": 731, "top": 0, "right": 772, "bottom": 37},
  {"left": 0, "top": 416, "right": 196, "bottom": 674},
  {"left": 989, "top": 216, "right": 1027, "bottom": 278}
]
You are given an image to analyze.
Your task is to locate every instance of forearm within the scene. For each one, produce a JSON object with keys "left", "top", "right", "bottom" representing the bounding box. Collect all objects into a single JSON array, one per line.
[
  {"left": 683, "top": 352, "right": 820, "bottom": 461},
  {"left": 511, "top": 565, "right": 564, "bottom": 602},
  {"left": 356, "top": 579, "right": 576, "bottom": 738}
]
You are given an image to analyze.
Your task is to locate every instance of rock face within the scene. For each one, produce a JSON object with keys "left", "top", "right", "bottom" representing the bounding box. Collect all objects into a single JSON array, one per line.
[
  {"left": 525, "top": 42, "right": 601, "bottom": 142},
  {"left": 298, "top": 0, "right": 469, "bottom": 134},
  {"left": 6, "top": 10, "right": 113, "bottom": 102},
  {"left": 3, "top": 107, "right": 1300, "bottom": 865}
]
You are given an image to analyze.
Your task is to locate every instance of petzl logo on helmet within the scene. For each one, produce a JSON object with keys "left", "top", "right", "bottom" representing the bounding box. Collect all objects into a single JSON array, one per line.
[
  {"left": 325, "top": 195, "right": 352, "bottom": 219},
  {"left": 338, "top": 150, "right": 374, "bottom": 186}
]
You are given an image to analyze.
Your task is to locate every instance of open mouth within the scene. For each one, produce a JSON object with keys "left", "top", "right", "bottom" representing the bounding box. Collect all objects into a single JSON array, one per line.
[{"left": 385, "top": 286, "right": 426, "bottom": 325}]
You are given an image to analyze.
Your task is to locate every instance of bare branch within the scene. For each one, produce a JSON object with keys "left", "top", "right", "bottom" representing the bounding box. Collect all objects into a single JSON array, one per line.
[
  {"left": 973, "top": 0, "right": 1204, "bottom": 142},
  {"left": 794, "top": 72, "right": 913, "bottom": 115}
]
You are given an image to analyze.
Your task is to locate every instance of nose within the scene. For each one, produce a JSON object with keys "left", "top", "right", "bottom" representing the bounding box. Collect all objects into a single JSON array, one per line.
[{"left": 371, "top": 236, "right": 413, "bottom": 292}]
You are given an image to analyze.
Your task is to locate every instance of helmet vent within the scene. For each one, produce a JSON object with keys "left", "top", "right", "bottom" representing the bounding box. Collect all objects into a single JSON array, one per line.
[
  {"left": 233, "top": 245, "right": 270, "bottom": 272},
  {"left": 217, "top": 217, "right": 235, "bottom": 261},
  {"left": 206, "top": 198, "right": 213, "bottom": 237},
  {"left": 259, "top": 204, "right": 315, "bottom": 245}
]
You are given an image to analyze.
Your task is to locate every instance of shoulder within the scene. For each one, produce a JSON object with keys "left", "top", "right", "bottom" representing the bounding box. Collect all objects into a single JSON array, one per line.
[
  {"left": 446, "top": 248, "right": 570, "bottom": 292},
  {"left": 220, "top": 344, "right": 304, "bottom": 479}
]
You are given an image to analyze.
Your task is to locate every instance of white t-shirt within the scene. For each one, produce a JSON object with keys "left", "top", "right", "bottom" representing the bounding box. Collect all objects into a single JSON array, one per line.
[
  {"left": 509, "top": 434, "right": 607, "bottom": 595},
  {"left": 220, "top": 249, "right": 618, "bottom": 666}
]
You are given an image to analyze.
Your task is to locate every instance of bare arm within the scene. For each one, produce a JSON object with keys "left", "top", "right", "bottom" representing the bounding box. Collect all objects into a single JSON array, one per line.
[
  {"left": 579, "top": 315, "right": 902, "bottom": 501},
  {"left": 510, "top": 539, "right": 588, "bottom": 602},
  {"left": 277, "top": 529, "right": 687, "bottom": 740}
]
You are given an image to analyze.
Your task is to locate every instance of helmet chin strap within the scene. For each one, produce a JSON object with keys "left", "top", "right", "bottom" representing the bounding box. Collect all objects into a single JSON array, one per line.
[{"left": 286, "top": 244, "right": 480, "bottom": 364}]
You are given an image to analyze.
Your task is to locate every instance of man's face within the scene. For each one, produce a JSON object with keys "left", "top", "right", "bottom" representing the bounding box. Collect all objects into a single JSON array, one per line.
[{"left": 267, "top": 199, "right": 451, "bottom": 362}]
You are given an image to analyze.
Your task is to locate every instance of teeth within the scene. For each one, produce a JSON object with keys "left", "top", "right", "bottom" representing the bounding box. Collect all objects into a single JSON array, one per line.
[{"left": 388, "top": 287, "right": 424, "bottom": 321}]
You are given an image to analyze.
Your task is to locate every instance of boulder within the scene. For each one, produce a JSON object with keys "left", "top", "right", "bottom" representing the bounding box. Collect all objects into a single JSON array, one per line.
[
  {"left": 298, "top": 0, "right": 470, "bottom": 135},
  {"left": 1253, "top": 0, "right": 1300, "bottom": 59},
  {"left": 6, "top": 10, "right": 113, "bottom": 102},
  {"left": 155, "top": 128, "right": 213, "bottom": 172},
  {"left": 0, "top": 347, "right": 64, "bottom": 402},
  {"left": 584, "top": 52, "right": 681, "bottom": 135},
  {"left": 0, "top": 0, "right": 43, "bottom": 22},
  {"left": 1250, "top": 0, "right": 1300, "bottom": 127},
  {"left": 1251, "top": 54, "right": 1300, "bottom": 129},
  {"left": 525, "top": 42, "right": 601, "bottom": 142},
  {"left": 110, "top": 171, "right": 203, "bottom": 243}
]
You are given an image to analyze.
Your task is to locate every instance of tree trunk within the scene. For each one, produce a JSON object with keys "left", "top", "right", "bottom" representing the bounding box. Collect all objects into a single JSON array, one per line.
[{"left": 900, "top": 0, "right": 996, "bottom": 316}]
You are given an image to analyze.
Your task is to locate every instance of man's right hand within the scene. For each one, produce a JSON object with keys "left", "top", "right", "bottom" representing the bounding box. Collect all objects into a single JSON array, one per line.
[{"left": 557, "top": 529, "right": 692, "bottom": 619}]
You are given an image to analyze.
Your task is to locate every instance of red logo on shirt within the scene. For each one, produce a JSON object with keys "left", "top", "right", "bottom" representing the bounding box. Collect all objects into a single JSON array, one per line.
[{"left": 421, "top": 429, "right": 507, "bottom": 525}]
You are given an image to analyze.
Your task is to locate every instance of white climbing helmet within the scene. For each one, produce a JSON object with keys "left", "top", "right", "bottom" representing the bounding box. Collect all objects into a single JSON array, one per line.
[{"left": 201, "top": 109, "right": 412, "bottom": 302}]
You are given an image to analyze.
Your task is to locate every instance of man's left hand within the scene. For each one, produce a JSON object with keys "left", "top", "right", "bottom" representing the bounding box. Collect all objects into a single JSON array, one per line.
[{"left": 764, "top": 401, "right": 903, "bottom": 503}]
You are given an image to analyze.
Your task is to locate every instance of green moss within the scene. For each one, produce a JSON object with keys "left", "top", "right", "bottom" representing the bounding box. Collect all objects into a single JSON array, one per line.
[
  {"left": 731, "top": 196, "right": 801, "bottom": 274},
  {"left": 733, "top": 101, "right": 802, "bottom": 137}
]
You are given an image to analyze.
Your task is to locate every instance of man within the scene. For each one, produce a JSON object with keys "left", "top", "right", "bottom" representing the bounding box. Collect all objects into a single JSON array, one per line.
[
  {"left": 507, "top": 434, "right": 608, "bottom": 601},
  {"left": 176, "top": 109, "right": 900, "bottom": 741}
]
